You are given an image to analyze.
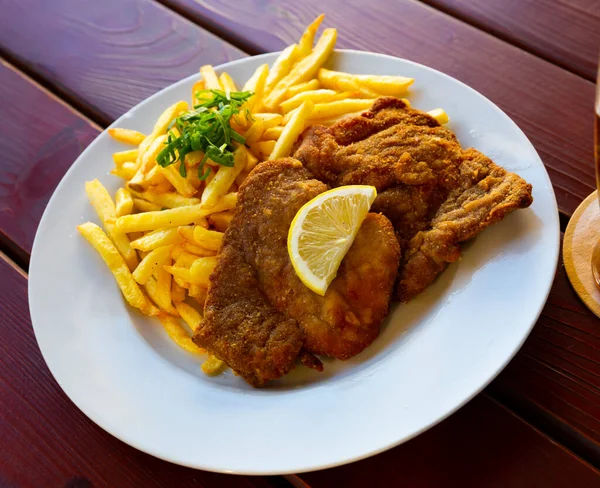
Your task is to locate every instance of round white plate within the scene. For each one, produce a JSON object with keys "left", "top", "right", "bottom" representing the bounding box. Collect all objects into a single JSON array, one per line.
[{"left": 29, "top": 50, "right": 559, "bottom": 475}]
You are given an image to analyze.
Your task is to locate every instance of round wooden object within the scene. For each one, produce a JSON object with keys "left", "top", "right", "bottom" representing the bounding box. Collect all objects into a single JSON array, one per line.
[{"left": 564, "top": 191, "right": 600, "bottom": 318}]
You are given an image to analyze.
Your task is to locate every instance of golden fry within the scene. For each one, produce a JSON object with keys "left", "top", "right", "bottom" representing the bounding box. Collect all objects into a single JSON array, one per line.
[
  {"left": 242, "top": 63, "right": 269, "bottom": 113},
  {"left": 309, "top": 98, "right": 374, "bottom": 119},
  {"left": 269, "top": 100, "right": 314, "bottom": 160},
  {"left": 77, "top": 222, "right": 156, "bottom": 315},
  {"left": 132, "top": 245, "right": 172, "bottom": 285},
  {"left": 296, "top": 14, "right": 325, "bottom": 59},
  {"left": 208, "top": 211, "right": 234, "bottom": 232},
  {"left": 263, "top": 43, "right": 298, "bottom": 95},
  {"left": 132, "top": 198, "right": 161, "bottom": 212},
  {"left": 200, "top": 149, "right": 245, "bottom": 207},
  {"left": 155, "top": 258, "right": 178, "bottom": 315},
  {"left": 219, "top": 72, "right": 238, "bottom": 92},
  {"left": 173, "top": 251, "right": 199, "bottom": 268},
  {"left": 130, "top": 190, "right": 200, "bottom": 209},
  {"left": 191, "top": 80, "right": 205, "bottom": 104},
  {"left": 202, "top": 355, "right": 225, "bottom": 375},
  {"left": 182, "top": 242, "right": 216, "bottom": 257},
  {"left": 160, "top": 165, "right": 197, "bottom": 197},
  {"left": 85, "top": 180, "right": 138, "bottom": 270},
  {"left": 286, "top": 79, "right": 320, "bottom": 98},
  {"left": 193, "top": 227, "right": 224, "bottom": 251},
  {"left": 112, "top": 149, "right": 138, "bottom": 166},
  {"left": 115, "top": 188, "right": 134, "bottom": 217},
  {"left": 252, "top": 113, "right": 283, "bottom": 129},
  {"left": 171, "top": 280, "right": 186, "bottom": 302},
  {"left": 159, "top": 315, "right": 205, "bottom": 354},
  {"left": 280, "top": 89, "right": 337, "bottom": 113},
  {"left": 262, "top": 126, "right": 283, "bottom": 140},
  {"left": 427, "top": 108, "right": 449, "bottom": 125},
  {"left": 130, "top": 227, "right": 182, "bottom": 252},
  {"left": 175, "top": 302, "right": 203, "bottom": 330},
  {"left": 177, "top": 225, "right": 195, "bottom": 243},
  {"left": 200, "top": 65, "right": 222, "bottom": 90},
  {"left": 128, "top": 134, "right": 168, "bottom": 191},
  {"left": 249, "top": 140, "right": 277, "bottom": 160},
  {"left": 318, "top": 68, "right": 414, "bottom": 96},
  {"left": 108, "top": 128, "right": 146, "bottom": 145},
  {"left": 242, "top": 119, "right": 264, "bottom": 144},
  {"left": 263, "top": 28, "right": 337, "bottom": 111},
  {"left": 188, "top": 285, "right": 208, "bottom": 302},
  {"left": 111, "top": 162, "right": 137, "bottom": 180},
  {"left": 189, "top": 256, "right": 218, "bottom": 287}
]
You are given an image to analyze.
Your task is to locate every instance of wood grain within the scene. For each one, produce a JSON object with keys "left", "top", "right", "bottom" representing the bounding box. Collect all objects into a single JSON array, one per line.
[
  {"left": 0, "top": 256, "right": 278, "bottom": 488},
  {"left": 161, "top": 0, "right": 596, "bottom": 216},
  {"left": 421, "top": 0, "right": 600, "bottom": 81},
  {"left": 0, "top": 0, "right": 246, "bottom": 124},
  {"left": 290, "top": 395, "right": 600, "bottom": 488},
  {"left": 489, "top": 237, "right": 600, "bottom": 464},
  {"left": 0, "top": 60, "right": 100, "bottom": 261}
]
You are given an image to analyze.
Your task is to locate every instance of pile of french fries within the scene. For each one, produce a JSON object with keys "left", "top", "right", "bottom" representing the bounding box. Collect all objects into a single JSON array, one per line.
[{"left": 78, "top": 14, "right": 448, "bottom": 375}]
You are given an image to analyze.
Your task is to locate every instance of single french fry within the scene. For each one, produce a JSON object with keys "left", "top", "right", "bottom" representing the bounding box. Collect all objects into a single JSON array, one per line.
[
  {"left": 132, "top": 245, "right": 172, "bottom": 285},
  {"left": 111, "top": 162, "right": 138, "bottom": 180},
  {"left": 296, "top": 14, "right": 325, "bottom": 59},
  {"left": 127, "top": 134, "right": 168, "bottom": 191},
  {"left": 427, "top": 108, "right": 449, "bottom": 125},
  {"left": 249, "top": 140, "right": 277, "bottom": 161},
  {"left": 115, "top": 188, "right": 134, "bottom": 217},
  {"left": 112, "top": 149, "right": 139, "bottom": 166},
  {"left": 286, "top": 79, "right": 320, "bottom": 98},
  {"left": 130, "top": 189, "right": 200, "bottom": 209},
  {"left": 153, "top": 101, "right": 189, "bottom": 136},
  {"left": 130, "top": 227, "right": 182, "bottom": 252},
  {"left": 173, "top": 276, "right": 191, "bottom": 289},
  {"left": 269, "top": 100, "right": 314, "bottom": 160},
  {"left": 193, "top": 227, "right": 224, "bottom": 251},
  {"left": 188, "top": 285, "right": 208, "bottom": 302},
  {"left": 77, "top": 222, "right": 156, "bottom": 315},
  {"left": 191, "top": 80, "right": 205, "bottom": 104},
  {"left": 262, "top": 126, "right": 284, "bottom": 140},
  {"left": 160, "top": 165, "right": 197, "bottom": 197},
  {"left": 264, "top": 43, "right": 298, "bottom": 95},
  {"left": 200, "top": 149, "right": 246, "bottom": 207},
  {"left": 242, "top": 63, "right": 269, "bottom": 113},
  {"left": 177, "top": 225, "right": 195, "bottom": 243},
  {"left": 132, "top": 198, "right": 161, "bottom": 212},
  {"left": 219, "top": 72, "right": 238, "bottom": 92},
  {"left": 318, "top": 68, "right": 414, "bottom": 96},
  {"left": 194, "top": 217, "right": 210, "bottom": 228},
  {"left": 145, "top": 165, "right": 168, "bottom": 186},
  {"left": 200, "top": 65, "right": 222, "bottom": 90},
  {"left": 163, "top": 266, "right": 195, "bottom": 284},
  {"left": 190, "top": 257, "right": 218, "bottom": 287},
  {"left": 202, "top": 355, "right": 225, "bottom": 375},
  {"left": 175, "top": 301, "right": 203, "bottom": 330},
  {"left": 182, "top": 242, "right": 216, "bottom": 257},
  {"left": 85, "top": 180, "right": 138, "bottom": 270},
  {"left": 243, "top": 147, "right": 259, "bottom": 171},
  {"left": 309, "top": 99, "right": 374, "bottom": 120},
  {"left": 184, "top": 151, "right": 204, "bottom": 167},
  {"left": 158, "top": 315, "right": 204, "bottom": 354},
  {"left": 171, "top": 280, "right": 186, "bottom": 302},
  {"left": 108, "top": 128, "right": 146, "bottom": 145},
  {"left": 280, "top": 89, "right": 337, "bottom": 113},
  {"left": 263, "top": 28, "right": 337, "bottom": 111},
  {"left": 242, "top": 119, "right": 264, "bottom": 144},
  {"left": 155, "top": 258, "right": 178, "bottom": 315},
  {"left": 251, "top": 113, "right": 283, "bottom": 129},
  {"left": 116, "top": 194, "right": 238, "bottom": 234},
  {"left": 208, "top": 211, "right": 234, "bottom": 232},
  {"left": 308, "top": 110, "right": 366, "bottom": 127},
  {"left": 174, "top": 252, "right": 199, "bottom": 268}
]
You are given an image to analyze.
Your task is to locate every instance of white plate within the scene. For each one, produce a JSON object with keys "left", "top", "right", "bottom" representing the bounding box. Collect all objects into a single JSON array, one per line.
[{"left": 29, "top": 50, "right": 559, "bottom": 475}]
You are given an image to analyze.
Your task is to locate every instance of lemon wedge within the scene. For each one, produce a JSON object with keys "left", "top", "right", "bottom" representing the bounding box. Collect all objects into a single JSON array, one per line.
[{"left": 288, "top": 185, "right": 377, "bottom": 296}]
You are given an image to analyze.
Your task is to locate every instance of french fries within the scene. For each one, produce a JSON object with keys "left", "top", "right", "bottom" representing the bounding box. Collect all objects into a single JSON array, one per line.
[
  {"left": 78, "top": 223, "right": 157, "bottom": 315},
  {"left": 81, "top": 14, "right": 449, "bottom": 376}
]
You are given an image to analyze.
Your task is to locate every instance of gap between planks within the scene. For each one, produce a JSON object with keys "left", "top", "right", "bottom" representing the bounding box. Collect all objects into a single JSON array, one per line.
[{"left": 416, "top": 0, "right": 596, "bottom": 83}]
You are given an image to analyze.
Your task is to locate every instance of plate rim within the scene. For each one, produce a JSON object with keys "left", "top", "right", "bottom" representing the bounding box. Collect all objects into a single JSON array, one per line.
[{"left": 28, "top": 49, "right": 560, "bottom": 475}]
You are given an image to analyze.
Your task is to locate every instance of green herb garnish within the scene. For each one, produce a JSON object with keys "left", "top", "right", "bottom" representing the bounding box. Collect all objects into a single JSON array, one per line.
[{"left": 156, "top": 89, "right": 253, "bottom": 179}]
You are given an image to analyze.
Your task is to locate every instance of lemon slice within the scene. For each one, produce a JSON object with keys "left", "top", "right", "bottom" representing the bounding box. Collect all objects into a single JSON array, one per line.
[{"left": 288, "top": 185, "right": 377, "bottom": 296}]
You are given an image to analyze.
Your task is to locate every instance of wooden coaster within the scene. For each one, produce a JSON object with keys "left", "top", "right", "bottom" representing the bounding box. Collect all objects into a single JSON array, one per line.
[{"left": 564, "top": 191, "right": 600, "bottom": 318}]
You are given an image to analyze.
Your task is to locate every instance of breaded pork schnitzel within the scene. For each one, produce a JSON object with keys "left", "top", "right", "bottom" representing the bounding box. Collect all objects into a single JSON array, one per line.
[
  {"left": 293, "top": 97, "right": 533, "bottom": 301},
  {"left": 193, "top": 159, "right": 400, "bottom": 386}
]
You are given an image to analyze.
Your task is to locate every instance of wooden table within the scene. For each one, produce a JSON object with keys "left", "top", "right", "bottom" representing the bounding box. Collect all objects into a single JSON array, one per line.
[{"left": 1, "top": 0, "right": 599, "bottom": 486}]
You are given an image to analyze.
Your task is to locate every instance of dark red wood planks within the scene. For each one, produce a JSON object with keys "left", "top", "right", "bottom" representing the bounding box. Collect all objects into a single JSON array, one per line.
[
  {"left": 0, "top": 60, "right": 100, "bottom": 261},
  {"left": 421, "top": 0, "right": 600, "bottom": 80},
  {"left": 0, "top": 0, "right": 246, "bottom": 124}
]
